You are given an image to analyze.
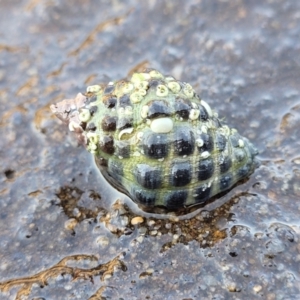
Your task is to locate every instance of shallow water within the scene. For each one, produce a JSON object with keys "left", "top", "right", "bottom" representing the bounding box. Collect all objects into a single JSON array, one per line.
[{"left": 0, "top": 0, "right": 300, "bottom": 299}]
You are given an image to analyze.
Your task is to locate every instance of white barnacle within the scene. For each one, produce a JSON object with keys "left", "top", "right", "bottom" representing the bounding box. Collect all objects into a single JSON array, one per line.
[
  {"left": 135, "top": 80, "right": 149, "bottom": 90},
  {"left": 222, "top": 125, "right": 230, "bottom": 136},
  {"left": 87, "top": 132, "right": 99, "bottom": 144},
  {"left": 122, "top": 82, "right": 134, "bottom": 93},
  {"left": 201, "top": 125, "right": 208, "bottom": 134},
  {"left": 118, "top": 127, "right": 134, "bottom": 140},
  {"left": 118, "top": 107, "right": 125, "bottom": 115},
  {"left": 238, "top": 139, "right": 245, "bottom": 148},
  {"left": 130, "top": 73, "right": 143, "bottom": 84},
  {"left": 149, "top": 70, "right": 163, "bottom": 79},
  {"left": 86, "top": 85, "right": 101, "bottom": 93},
  {"left": 130, "top": 92, "right": 143, "bottom": 103},
  {"left": 201, "top": 100, "right": 213, "bottom": 117},
  {"left": 78, "top": 109, "right": 91, "bottom": 122},
  {"left": 132, "top": 151, "right": 141, "bottom": 157},
  {"left": 189, "top": 109, "right": 200, "bottom": 120},
  {"left": 206, "top": 120, "right": 213, "bottom": 129},
  {"left": 150, "top": 117, "right": 174, "bottom": 133},
  {"left": 68, "top": 121, "right": 81, "bottom": 132},
  {"left": 165, "top": 76, "right": 175, "bottom": 81},
  {"left": 167, "top": 81, "right": 181, "bottom": 93},
  {"left": 196, "top": 138, "right": 204, "bottom": 147},
  {"left": 200, "top": 151, "right": 210, "bottom": 159},
  {"left": 136, "top": 131, "right": 144, "bottom": 140},
  {"left": 191, "top": 102, "right": 198, "bottom": 109},
  {"left": 156, "top": 85, "right": 169, "bottom": 97},
  {"left": 125, "top": 106, "right": 133, "bottom": 115},
  {"left": 137, "top": 88, "right": 147, "bottom": 96},
  {"left": 183, "top": 83, "right": 194, "bottom": 97},
  {"left": 231, "top": 128, "right": 238, "bottom": 134},
  {"left": 141, "top": 105, "right": 149, "bottom": 119},
  {"left": 132, "top": 73, "right": 151, "bottom": 83},
  {"left": 87, "top": 142, "right": 97, "bottom": 153}
]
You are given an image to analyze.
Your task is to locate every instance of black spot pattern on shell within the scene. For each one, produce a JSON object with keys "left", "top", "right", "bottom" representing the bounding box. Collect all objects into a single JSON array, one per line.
[
  {"left": 173, "top": 127, "right": 195, "bottom": 156},
  {"left": 132, "top": 186, "right": 156, "bottom": 206},
  {"left": 115, "top": 140, "right": 130, "bottom": 158},
  {"left": 199, "top": 104, "right": 209, "bottom": 121},
  {"left": 229, "top": 134, "right": 241, "bottom": 147},
  {"left": 100, "top": 136, "right": 114, "bottom": 154},
  {"left": 147, "top": 100, "right": 171, "bottom": 119},
  {"left": 170, "top": 161, "right": 192, "bottom": 187},
  {"left": 108, "top": 160, "right": 123, "bottom": 177},
  {"left": 148, "top": 80, "right": 161, "bottom": 88},
  {"left": 80, "top": 122, "right": 87, "bottom": 130},
  {"left": 97, "top": 157, "right": 108, "bottom": 167},
  {"left": 117, "top": 118, "right": 133, "bottom": 130},
  {"left": 219, "top": 155, "right": 232, "bottom": 173},
  {"left": 220, "top": 174, "right": 232, "bottom": 191},
  {"left": 104, "top": 85, "right": 114, "bottom": 94},
  {"left": 234, "top": 148, "right": 246, "bottom": 163},
  {"left": 197, "top": 158, "right": 214, "bottom": 181},
  {"left": 165, "top": 190, "right": 187, "bottom": 209},
  {"left": 194, "top": 185, "right": 211, "bottom": 204},
  {"left": 216, "top": 133, "right": 227, "bottom": 151},
  {"left": 103, "top": 96, "right": 117, "bottom": 108},
  {"left": 198, "top": 133, "right": 214, "bottom": 152},
  {"left": 142, "top": 133, "right": 168, "bottom": 159},
  {"left": 119, "top": 94, "right": 131, "bottom": 107},
  {"left": 134, "top": 164, "right": 162, "bottom": 189},
  {"left": 175, "top": 98, "right": 192, "bottom": 119},
  {"left": 86, "top": 122, "right": 96, "bottom": 131},
  {"left": 237, "top": 164, "right": 251, "bottom": 178},
  {"left": 89, "top": 105, "right": 98, "bottom": 116},
  {"left": 86, "top": 94, "right": 97, "bottom": 105},
  {"left": 101, "top": 116, "right": 117, "bottom": 131}
]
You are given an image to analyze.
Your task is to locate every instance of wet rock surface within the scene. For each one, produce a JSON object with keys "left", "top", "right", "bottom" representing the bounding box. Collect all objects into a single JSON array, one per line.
[{"left": 0, "top": 0, "right": 300, "bottom": 299}]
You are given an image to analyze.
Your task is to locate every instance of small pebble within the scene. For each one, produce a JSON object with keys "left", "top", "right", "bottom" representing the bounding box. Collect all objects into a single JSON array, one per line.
[
  {"left": 96, "top": 236, "right": 109, "bottom": 247},
  {"left": 131, "top": 216, "right": 144, "bottom": 225},
  {"left": 253, "top": 285, "right": 262, "bottom": 293},
  {"left": 64, "top": 218, "right": 78, "bottom": 231}
]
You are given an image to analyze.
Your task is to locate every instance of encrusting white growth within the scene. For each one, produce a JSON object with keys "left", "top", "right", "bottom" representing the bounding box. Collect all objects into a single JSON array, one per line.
[
  {"left": 201, "top": 100, "right": 213, "bottom": 117},
  {"left": 118, "top": 127, "right": 134, "bottom": 140},
  {"left": 156, "top": 85, "right": 169, "bottom": 97},
  {"left": 150, "top": 117, "right": 174, "bottom": 133},
  {"left": 78, "top": 109, "right": 91, "bottom": 122},
  {"left": 238, "top": 139, "right": 245, "bottom": 148},
  {"left": 189, "top": 109, "right": 200, "bottom": 120},
  {"left": 200, "top": 151, "right": 211, "bottom": 159},
  {"left": 86, "top": 85, "right": 101, "bottom": 93},
  {"left": 141, "top": 105, "right": 149, "bottom": 118}
]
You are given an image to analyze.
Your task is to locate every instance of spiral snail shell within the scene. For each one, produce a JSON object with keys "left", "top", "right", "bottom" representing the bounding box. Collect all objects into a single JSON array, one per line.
[{"left": 51, "top": 69, "right": 258, "bottom": 210}]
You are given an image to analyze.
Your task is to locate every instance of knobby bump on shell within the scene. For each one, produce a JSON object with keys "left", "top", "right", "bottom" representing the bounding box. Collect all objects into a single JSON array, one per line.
[{"left": 51, "top": 69, "right": 258, "bottom": 211}]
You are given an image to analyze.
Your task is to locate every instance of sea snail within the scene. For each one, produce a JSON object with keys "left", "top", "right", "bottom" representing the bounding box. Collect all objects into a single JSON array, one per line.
[{"left": 51, "top": 69, "right": 258, "bottom": 210}]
